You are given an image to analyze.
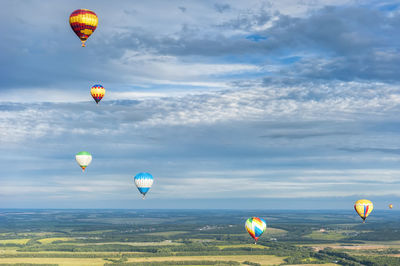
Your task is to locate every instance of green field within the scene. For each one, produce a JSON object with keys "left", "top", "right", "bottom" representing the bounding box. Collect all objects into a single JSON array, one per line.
[
  {"left": 306, "top": 230, "right": 347, "bottom": 241},
  {"left": 0, "top": 238, "right": 30, "bottom": 245},
  {"left": 217, "top": 244, "right": 269, "bottom": 249},
  {"left": 146, "top": 231, "right": 189, "bottom": 237}
]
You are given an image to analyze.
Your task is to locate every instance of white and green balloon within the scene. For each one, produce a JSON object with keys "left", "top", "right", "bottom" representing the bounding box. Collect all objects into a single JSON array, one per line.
[{"left": 75, "top": 151, "right": 92, "bottom": 172}]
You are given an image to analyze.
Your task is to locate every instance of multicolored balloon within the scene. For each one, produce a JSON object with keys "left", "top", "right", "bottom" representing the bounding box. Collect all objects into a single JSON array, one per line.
[
  {"left": 69, "top": 9, "right": 98, "bottom": 47},
  {"left": 354, "top": 199, "right": 373, "bottom": 223},
  {"left": 134, "top": 172, "right": 154, "bottom": 199},
  {"left": 91, "top": 84, "right": 105, "bottom": 104},
  {"left": 75, "top": 151, "right": 92, "bottom": 172},
  {"left": 245, "top": 217, "right": 267, "bottom": 243}
]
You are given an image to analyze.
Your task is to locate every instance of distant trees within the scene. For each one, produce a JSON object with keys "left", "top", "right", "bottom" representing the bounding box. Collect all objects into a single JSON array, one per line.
[
  {"left": 243, "top": 261, "right": 261, "bottom": 266},
  {"left": 26, "top": 239, "right": 41, "bottom": 246},
  {"left": 315, "top": 248, "right": 400, "bottom": 266}
]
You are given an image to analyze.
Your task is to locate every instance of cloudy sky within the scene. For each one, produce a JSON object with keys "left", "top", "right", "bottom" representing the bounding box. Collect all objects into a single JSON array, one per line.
[{"left": 1, "top": 0, "right": 400, "bottom": 209}]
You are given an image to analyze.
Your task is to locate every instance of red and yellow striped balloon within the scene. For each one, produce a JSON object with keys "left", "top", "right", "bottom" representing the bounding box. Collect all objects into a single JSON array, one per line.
[{"left": 69, "top": 9, "right": 98, "bottom": 47}]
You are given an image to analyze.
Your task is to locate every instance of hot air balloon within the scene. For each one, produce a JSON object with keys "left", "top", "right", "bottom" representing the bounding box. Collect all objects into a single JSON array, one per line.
[
  {"left": 69, "top": 9, "right": 98, "bottom": 47},
  {"left": 91, "top": 84, "right": 105, "bottom": 104},
  {"left": 354, "top": 199, "right": 373, "bottom": 223},
  {"left": 245, "top": 217, "right": 266, "bottom": 244},
  {"left": 389, "top": 204, "right": 393, "bottom": 209},
  {"left": 134, "top": 172, "right": 154, "bottom": 199},
  {"left": 75, "top": 151, "right": 92, "bottom": 172}
]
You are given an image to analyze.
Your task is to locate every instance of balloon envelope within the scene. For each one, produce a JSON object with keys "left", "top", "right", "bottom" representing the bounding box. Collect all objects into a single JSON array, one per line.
[
  {"left": 134, "top": 172, "right": 154, "bottom": 198},
  {"left": 75, "top": 151, "right": 92, "bottom": 172},
  {"left": 69, "top": 9, "right": 98, "bottom": 47},
  {"left": 389, "top": 204, "right": 393, "bottom": 209},
  {"left": 354, "top": 199, "right": 373, "bottom": 222},
  {"left": 91, "top": 84, "right": 105, "bottom": 104},
  {"left": 245, "top": 217, "right": 266, "bottom": 243}
]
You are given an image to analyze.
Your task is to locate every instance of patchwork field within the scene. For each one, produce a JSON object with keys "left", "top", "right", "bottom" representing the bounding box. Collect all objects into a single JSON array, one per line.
[
  {"left": 0, "top": 257, "right": 106, "bottom": 266},
  {"left": 0, "top": 209, "right": 399, "bottom": 265}
]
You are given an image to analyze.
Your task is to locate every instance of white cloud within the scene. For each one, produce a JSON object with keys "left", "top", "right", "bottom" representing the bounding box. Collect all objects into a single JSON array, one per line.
[
  {"left": 2, "top": 168, "right": 399, "bottom": 200},
  {"left": 1, "top": 81, "right": 400, "bottom": 143},
  {"left": 111, "top": 51, "right": 261, "bottom": 82}
]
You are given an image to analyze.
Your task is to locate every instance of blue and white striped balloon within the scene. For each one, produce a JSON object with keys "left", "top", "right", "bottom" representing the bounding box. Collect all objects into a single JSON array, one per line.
[{"left": 134, "top": 172, "right": 154, "bottom": 199}]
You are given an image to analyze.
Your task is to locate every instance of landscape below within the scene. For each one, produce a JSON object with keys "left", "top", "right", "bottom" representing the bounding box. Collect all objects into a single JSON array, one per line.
[{"left": 0, "top": 209, "right": 400, "bottom": 265}]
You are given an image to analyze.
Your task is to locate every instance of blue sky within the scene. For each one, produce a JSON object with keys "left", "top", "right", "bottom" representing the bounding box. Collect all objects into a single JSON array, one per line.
[{"left": 1, "top": 0, "right": 400, "bottom": 209}]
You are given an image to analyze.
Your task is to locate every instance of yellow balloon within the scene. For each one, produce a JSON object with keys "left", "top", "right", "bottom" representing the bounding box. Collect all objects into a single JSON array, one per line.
[
  {"left": 354, "top": 199, "right": 373, "bottom": 223},
  {"left": 389, "top": 204, "right": 393, "bottom": 209},
  {"left": 90, "top": 84, "right": 105, "bottom": 104}
]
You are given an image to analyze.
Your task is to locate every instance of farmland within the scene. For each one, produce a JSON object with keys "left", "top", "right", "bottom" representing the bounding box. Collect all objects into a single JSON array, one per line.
[{"left": 0, "top": 209, "right": 400, "bottom": 265}]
